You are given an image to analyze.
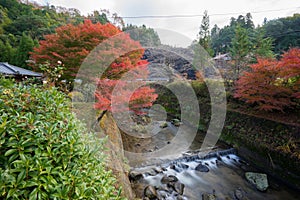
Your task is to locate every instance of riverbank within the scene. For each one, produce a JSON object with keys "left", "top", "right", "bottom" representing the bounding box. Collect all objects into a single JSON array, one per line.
[{"left": 151, "top": 81, "right": 300, "bottom": 191}]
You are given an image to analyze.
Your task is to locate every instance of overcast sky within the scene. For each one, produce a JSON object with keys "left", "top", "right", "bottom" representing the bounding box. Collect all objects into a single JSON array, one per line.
[{"left": 36, "top": 0, "right": 300, "bottom": 47}]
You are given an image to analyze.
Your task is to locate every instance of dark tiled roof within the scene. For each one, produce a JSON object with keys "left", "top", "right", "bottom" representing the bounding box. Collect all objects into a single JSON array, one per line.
[{"left": 0, "top": 62, "right": 42, "bottom": 77}]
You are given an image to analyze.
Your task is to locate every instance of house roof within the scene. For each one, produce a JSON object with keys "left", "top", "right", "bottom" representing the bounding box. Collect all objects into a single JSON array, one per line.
[
  {"left": 0, "top": 62, "right": 42, "bottom": 77},
  {"left": 213, "top": 53, "right": 231, "bottom": 61}
]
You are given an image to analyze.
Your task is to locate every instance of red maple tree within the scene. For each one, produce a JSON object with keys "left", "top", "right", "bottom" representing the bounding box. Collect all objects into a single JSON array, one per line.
[
  {"left": 31, "top": 20, "right": 157, "bottom": 114},
  {"left": 278, "top": 48, "right": 300, "bottom": 99},
  {"left": 234, "top": 48, "right": 300, "bottom": 111},
  {"left": 31, "top": 20, "right": 122, "bottom": 81}
]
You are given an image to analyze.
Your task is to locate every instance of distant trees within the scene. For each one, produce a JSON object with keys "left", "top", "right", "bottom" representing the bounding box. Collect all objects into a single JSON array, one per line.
[
  {"left": 211, "top": 13, "right": 300, "bottom": 58},
  {"left": 4, "top": 12, "right": 49, "bottom": 39},
  {"left": 0, "top": 0, "right": 112, "bottom": 69},
  {"left": 263, "top": 14, "right": 300, "bottom": 55},
  {"left": 0, "top": 39, "right": 14, "bottom": 62},
  {"left": 0, "top": 5, "right": 11, "bottom": 34},
  {"left": 87, "top": 10, "right": 109, "bottom": 24},
  {"left": 211, "top": 12, "right": 276, "bottom": 81},
  {"left": 234, "top": 48, "right": 300, "bottom": 111},
  {"left": 0, "top": 33, "right": 36, "bottom": 69},
  {"left": 211, "top": 24, "right": 234, "bottom": 54},
  {"left": 123, "top": 24, "right": 161, "bottom": 47},
  {"left": 210, "top": 13, "right": 254, "bottom": 55},
  {"left": 14, "top": 33, "right": 37, "bottom": 69}
]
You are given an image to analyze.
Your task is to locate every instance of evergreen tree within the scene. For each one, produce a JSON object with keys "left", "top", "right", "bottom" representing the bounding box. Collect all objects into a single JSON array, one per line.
[
  {"left": 245, "top": 13, "right": 255, "bottom": 29},
  {"left": 253, "top": 28, "right": 275, "bottom": 59},
  {"left": 0, "top": 6, "right": 11, "bottom": 34},
  {"left": 211, "top": 24, "right": 221, "bottom": 53},
  {"left": 13, "top": 33, "right": 35, "bottom": 69},
  {"left": 0, "top": 39, "right": 15, "bottom": 63},
  {"left": 88, "top": 10, "right": 109, "bottom": 24},
  {"left": 123, "top": 24, "right": 161, "bottom": 47},
  {"left": 198, "top": 10, "right": 214, "bottom": 56},
  {"left": 230, "top": 25, "right": 251, "bottom": 79}
]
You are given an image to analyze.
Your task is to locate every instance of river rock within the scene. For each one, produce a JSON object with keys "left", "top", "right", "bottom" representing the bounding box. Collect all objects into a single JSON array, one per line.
[
  {"left": 195, "top": 163, "right": 210, "bottom": 172},
  {"left": 234, "top": 188, "right": 244, "bottom": 199},
  {"left": 161, "top": 175, "right": 179, "bottom": 184},
  {"left": 144, "top": 185, "right": 158, "bottom": 199},
  {"left": 157, "top": 189, "right": 169, "bottom": 199},
  {"left": 202, "top": 193, "right": 216, "bottom": 200},
  {"left": 170, "top": 163, "right": 189, "bottom": 172},
  {"left": 234, "top": 188, "right": 249, "bottom": 200},
  {"left": 245, "top": 172, "right": 269, "bottom": 192},
  {"left": 153, "top": 167, "right": 164, "bottom": 174},
  {"left": 173, "top": 182, "right": 185, "bottom": 195},
  {"left": 170, "top": 164, "right": 176, "bottom": 170},
  {"left": 134, "top": 143, "right": 141, "bottom": 147},
  {"left": 129, "top": 171, "right": 143, "bottom": 182},
  {"left": 171, "top": 119, "right": 181, "bottom": 126},
  {"left": 160, "top": 122, "right": 168, "bottom": 128},
  {"left": 159, "top": 184, "right": 171, "bottom": 191},
  {"left": 176, "top": 163, "right": 189, "bottom": 170},
  {"left": 145, "top": 169, "right": 158, "bottom": 177}
]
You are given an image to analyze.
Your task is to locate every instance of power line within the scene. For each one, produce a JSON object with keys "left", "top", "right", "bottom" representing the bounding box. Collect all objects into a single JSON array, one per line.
[
  {"left": 119, "top": 14, "right": 204, "bottom": 19},
  {"left": 211, "top": 7, "right": 300, "bottom": 16},
  {"left": 115, "top": 7, "right": 300, "bottom": 19}
]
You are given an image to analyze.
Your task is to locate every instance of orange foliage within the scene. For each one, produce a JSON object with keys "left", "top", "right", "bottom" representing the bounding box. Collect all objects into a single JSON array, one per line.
[
  {"left": 31, "top": 20, "right": 121, "bottom": 80},
  {"left": 31, "top": 20, "right": 157, "bottom": 112},
  {"left": 234, "top": 48, "right": 300, "bottom": 111}
]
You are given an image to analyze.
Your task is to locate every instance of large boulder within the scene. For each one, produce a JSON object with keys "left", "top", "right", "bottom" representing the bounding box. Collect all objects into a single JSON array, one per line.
[{"left": 245, "top": 172, "right": 269, "bottom": 192}]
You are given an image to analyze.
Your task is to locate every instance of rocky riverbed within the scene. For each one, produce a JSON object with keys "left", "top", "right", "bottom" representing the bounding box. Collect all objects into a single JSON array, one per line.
[
  {"left": 122, "top": 119, "right": 299, "bottom": 200},
  {"left": 129, "top": 149, "right": 299, "bottom": 200}
]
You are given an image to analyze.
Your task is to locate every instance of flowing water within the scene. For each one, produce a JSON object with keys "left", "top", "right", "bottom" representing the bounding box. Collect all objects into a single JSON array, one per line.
[
  {"left": 125, "top": 121, "right": 299, "bottom": 199},
  {"left": 131, "top": 150, "right": 299, "bottom": 199}
]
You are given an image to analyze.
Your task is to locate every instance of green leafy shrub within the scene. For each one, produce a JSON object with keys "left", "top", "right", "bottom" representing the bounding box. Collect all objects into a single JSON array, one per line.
[{"left": 0, "top": 79, "right": 123, "bottom": 199}]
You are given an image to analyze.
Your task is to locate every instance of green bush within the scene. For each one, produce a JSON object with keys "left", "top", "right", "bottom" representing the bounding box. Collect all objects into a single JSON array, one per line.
[{"left": 0, "top": 79, "right": 123, "bottom": 199}]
